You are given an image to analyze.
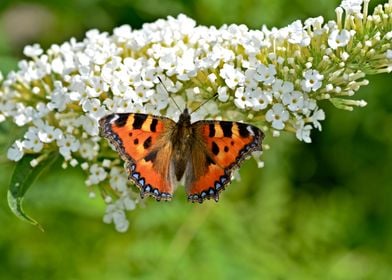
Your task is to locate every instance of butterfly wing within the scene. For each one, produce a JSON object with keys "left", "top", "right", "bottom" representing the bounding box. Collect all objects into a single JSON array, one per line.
[
  {"left": 186, "top": 121, "right": 264, "bottom": 203},
  {"left": 99, "top": 113, "right": 176, "bottom": 201}
]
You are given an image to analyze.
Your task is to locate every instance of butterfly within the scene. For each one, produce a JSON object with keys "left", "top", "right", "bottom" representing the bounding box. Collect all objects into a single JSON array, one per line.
[{"left": 99, "top": 108, "right": 264, "bottom": 203}]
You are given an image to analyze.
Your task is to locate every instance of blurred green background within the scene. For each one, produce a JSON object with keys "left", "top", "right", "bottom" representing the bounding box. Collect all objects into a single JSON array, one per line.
[{"left": 0, "top": 0, "right": 391, "bottom": 279}]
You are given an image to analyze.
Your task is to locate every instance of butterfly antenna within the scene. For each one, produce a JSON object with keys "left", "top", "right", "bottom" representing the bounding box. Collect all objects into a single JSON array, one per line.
[
  {"left": 157, "top": 76, "right": 182, "bottom": 112},
  {"left": 189, "top": 92, "right": 218, "bottom": 114}
]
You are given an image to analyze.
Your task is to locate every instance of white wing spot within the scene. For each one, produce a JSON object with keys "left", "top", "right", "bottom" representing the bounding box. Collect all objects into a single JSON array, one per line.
[
  {"left": 247, "top": 125, "right": 255, "bottom": 136},
  {"left": 110, "top": 114, "right": 119, "bottom": 123}
]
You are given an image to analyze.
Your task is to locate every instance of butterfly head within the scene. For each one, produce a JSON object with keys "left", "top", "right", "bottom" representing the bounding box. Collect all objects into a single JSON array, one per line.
[{"left": 178, "top": 108, "right": 191, "bottom": 125}]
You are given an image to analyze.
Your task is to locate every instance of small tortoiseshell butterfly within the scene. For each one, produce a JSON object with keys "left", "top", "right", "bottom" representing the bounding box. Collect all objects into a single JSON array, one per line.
[{"left": 99, "top": 106, "right": 264, "bottom": 203}]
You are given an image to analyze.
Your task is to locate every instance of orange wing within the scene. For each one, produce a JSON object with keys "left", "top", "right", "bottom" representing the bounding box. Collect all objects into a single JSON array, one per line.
[
  {"left": 99, "top": 113, "right": 176, "bottom": 201},
  {"left": 186, "top": 120, "right": 264, "bottom": 203}
]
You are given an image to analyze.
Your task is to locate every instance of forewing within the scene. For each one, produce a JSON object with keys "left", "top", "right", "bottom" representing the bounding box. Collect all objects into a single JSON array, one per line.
[
  {"left": 99, "top": 113, "right": 176, "bottom": 201},
  {"left": 186, "top": 120, "right": 264, "bottom": 203}
]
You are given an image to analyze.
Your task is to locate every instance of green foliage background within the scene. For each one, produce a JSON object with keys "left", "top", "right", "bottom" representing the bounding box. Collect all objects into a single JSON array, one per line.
[{"left": 0, "top": 0, "right": 391, "bottom": 279}]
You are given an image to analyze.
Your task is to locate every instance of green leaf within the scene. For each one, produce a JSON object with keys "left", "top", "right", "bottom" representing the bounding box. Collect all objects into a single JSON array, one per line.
[{"left": 7, "top": 152, "right": 59, "bottom": 231}]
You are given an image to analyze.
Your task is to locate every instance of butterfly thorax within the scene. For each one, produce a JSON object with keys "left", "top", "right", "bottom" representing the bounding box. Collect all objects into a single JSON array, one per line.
[{"left": 171, "top": 109, "right": 193, "bottom": 180}]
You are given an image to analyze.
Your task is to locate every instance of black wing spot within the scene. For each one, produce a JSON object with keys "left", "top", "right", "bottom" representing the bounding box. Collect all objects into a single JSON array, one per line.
[
  {"left": 128, "top": 132, "right": 133, "bottom": 137},
  {"left": 150, "top": 118, "right": 158, "bottom": 132},
  {"left": 134, "top": 138, "right": 139, "bottom": 145},
  {"left": 133, "top": 114, "right": 147, "bottom": 129},
  {"left": 206, "top": 155, "right": 215, "bottom": 166},
  {"left": 220, "top": 122, "right": 233, "bottom": 137},
  {"left": 143, "top": 136, "right": 152, "bottom": 149},
  {"left": 114, "top": 114, "right": 129, "bottom": 127},
  {"left": 231, "top": 141, "right": 235, "bottom": 146},
  {"left": 145, "top": 150, "right": 158, "bottom": 162},
  {"left": 238, "top": 123, "right": 250, "bottom": 137},
  {"left": 208, "top": 123, "right": 215, "bottom": 137},
  {"left": 224, "top": 146, "right": 229, "bottom": 152},
  {"left": 212, "top": 141, "right": 220, "bottom": 155}
]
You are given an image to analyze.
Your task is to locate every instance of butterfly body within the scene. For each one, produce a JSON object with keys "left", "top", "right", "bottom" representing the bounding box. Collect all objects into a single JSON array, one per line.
[
  {"left": 168, "top": 109, "right": 193, "bottom": 181},
  {"left": 99, "top": 109, "right": 264, "bottom": 203}
]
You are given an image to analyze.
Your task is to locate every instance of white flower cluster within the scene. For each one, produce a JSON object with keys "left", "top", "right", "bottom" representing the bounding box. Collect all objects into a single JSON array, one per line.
[{"left": 0, "top": 0, "right": 391, "bottom": 231}]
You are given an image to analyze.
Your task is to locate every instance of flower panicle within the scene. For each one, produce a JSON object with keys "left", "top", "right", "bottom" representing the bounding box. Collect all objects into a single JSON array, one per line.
[{"left": 0, "top": 0, "right": 391, "bottom": 231}]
